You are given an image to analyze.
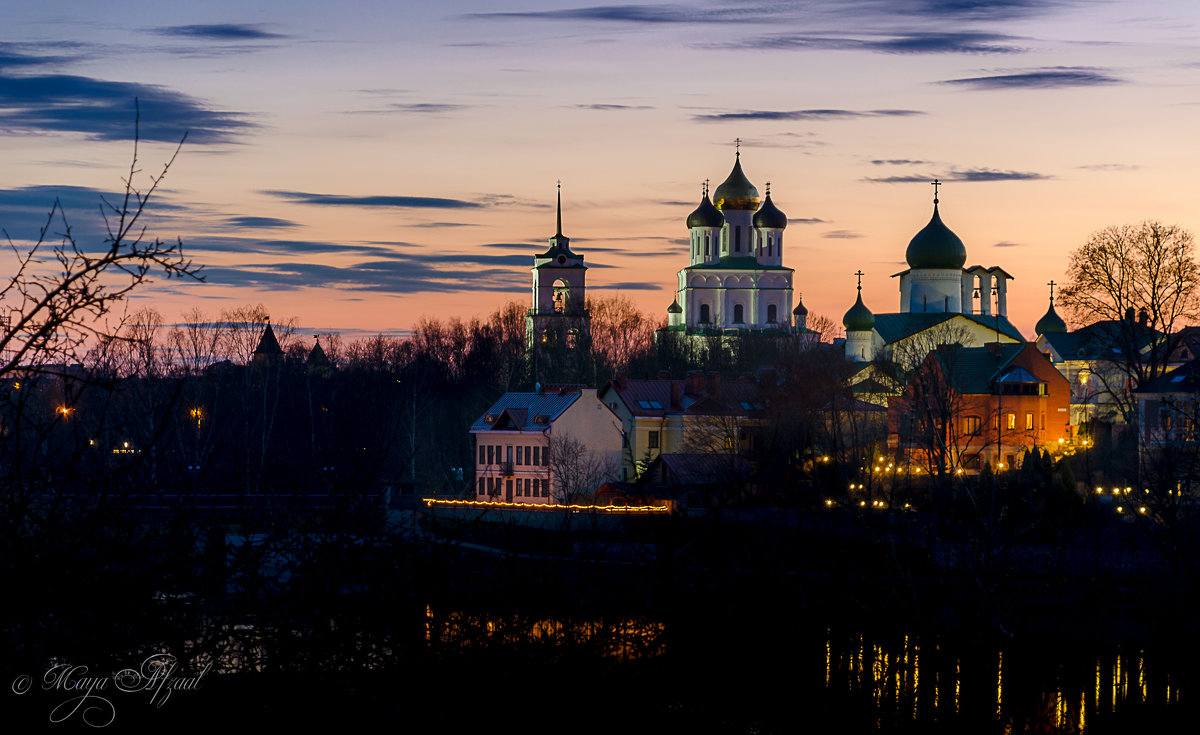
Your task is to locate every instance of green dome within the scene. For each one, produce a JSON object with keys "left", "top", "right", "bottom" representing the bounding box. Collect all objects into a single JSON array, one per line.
[
  {"left": 712, "top": 156, "right": 760, "bottom": 211},
  {"left": 1035, "top": 301, "right": 1068, "bottom": 335},
  {"left": 667, "top": 299, "right": 683, "bottom": 314},
  {"left": 906, "top": 204, "right": 967, "bottom": 269},
  {"left": 753, "top": 192, "right": 787, "bottom": 230},
  {"left": 686, "top": 194, "right": 724, "bottom": 228},
  {"left": 843, "top": 292, "right": 875, "bottom": 332}
]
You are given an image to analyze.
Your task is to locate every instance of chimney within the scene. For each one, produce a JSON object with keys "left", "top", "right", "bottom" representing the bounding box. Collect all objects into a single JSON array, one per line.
[
  {"left": 705, "top": 371, "right": 721, "bottom": 397},
  {"left": 1138, "top": 308, "right": 1149, "bottom": 329},
  {"left": 657, "top": 370, "right": 670, "bottom": 381},
  {"left": 685, "top": 370, "right": 704, "bottom": 396},
  {"left": 616, "top": 372, "right": 628, "bottom": 389},
  {"left": 1125, "top": 306, "right": 1135, "bottom": 323},
  {"left": 670, "top": 382, "right": 681, "bottom": 409}
]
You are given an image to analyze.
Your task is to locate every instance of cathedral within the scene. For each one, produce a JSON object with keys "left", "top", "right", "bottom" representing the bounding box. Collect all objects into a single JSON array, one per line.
[
  {"left": 842, "top": 183, "right": 1024, "bottom": 364},
  {"left": 663, "top": 150, "right": 808, "bottom": 336}
]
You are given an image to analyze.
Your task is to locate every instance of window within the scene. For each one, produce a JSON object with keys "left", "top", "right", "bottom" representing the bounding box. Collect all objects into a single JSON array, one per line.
[
  {"left": 735, "top": 227, "right": 741, "bottom": 252},
  {"left": 507, "top": 446, "right": 514, "bottom": 464},
  {"left": 542, "top": 481, "right": 550, "bottom": 498},
  {"left": 524, "top": 478, "right": 532, "bottom": 496},
  {"left": 767, "top": 304, "right": 777, "bottom": 323},
  {"left": 532, "top": 446, "right": 540, "bottom": 465},
  {"left": 1007, "top": 414, "right": 1016, "bottom": 430},
  {"left": 700, "top": 304, "right": 711, "bottom": 323},
  {"left": 963, "top": 416, "right": 981, "bottom": 435},
  {"left": 637, "top": 399, "right": 663, "bottom": 410},
  {"left": 733, "top": 304, "right": 744, "bottom": 324},
  {"left": 478, "top": 478, "right": 485, "bottom": 494},
  {"left": 487, "top": 445, "right": 494, "bottom": 465},
  {"left": 1025, "top": 412, "right": 1034, "bottom": 431},
  {"left": 1041, "top": 412, "right": 1045, "bottom": 430},
  {"left": 487, "top": 477, "right": 495, "bottom": 493},
  {"left": 479, "top": 445, "right": 485, "bottom": 465},
  {"left": 516, "top": 446, "right": 523, "bottom": 465},
  {"left": 648, "top": 431, "right": 660, "bottom": 449},
  {"left": 725, "top": 436, "right": 735, "bottom": 449}
]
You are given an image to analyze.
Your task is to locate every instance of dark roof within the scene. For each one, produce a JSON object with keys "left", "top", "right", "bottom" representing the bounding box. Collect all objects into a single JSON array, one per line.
[
  {"left": 906, "top": 203, "right": 967, "bottom": 269},
  {"left": 1139, "top": 356, "right": 1200, "bottom": 393},
  {"left": 1040, "top": 319, "right": 1159, "bottom": 361},
  {"left": 471, "top": 391, "right": 580, "bottom": 431},
  {"left": 871, "top": 312, "right": 1024, "bottom": 344},
  {"left": 687, "top": 194, "right": 725, "bottom": 229},
  {"left": 254, "top": 323, "right": 282, "bottom": 355},
  {"left": 752, "top": 192, "right": 787, "bottom": 229},
  {"left": 600, "top": 377, "right": 763, "bottom": 417},
  {"left": 929, "top": 343, "right": 1026, "bottom": 395},
  {"left": 649, "top": 453, "right": 751, "bottom": 486}
]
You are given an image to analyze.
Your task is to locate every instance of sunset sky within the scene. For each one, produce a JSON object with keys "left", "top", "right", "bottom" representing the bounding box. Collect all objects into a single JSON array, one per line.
[{"left": 2, "top": 1, "right": 1198, "bottom": 339}]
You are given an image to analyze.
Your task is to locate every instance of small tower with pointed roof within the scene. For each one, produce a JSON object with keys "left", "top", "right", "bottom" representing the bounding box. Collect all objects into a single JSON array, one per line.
[
  {"left": 526, "top": 184, "right": 592, "bottom": 377},
  {"left": 843, "top": 272, "right": 876, "bottom": 362},
  {"left": 1035, "top": 281, "right": 1068, "bottom": 335},
  {"left": 251, "top": 318, "right": 283, "bottom": 372}
]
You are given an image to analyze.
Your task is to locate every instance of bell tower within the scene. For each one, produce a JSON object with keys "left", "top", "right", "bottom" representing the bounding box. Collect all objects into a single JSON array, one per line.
[{"left": 526, "top": 184, "right": 591, "bottom": 380}]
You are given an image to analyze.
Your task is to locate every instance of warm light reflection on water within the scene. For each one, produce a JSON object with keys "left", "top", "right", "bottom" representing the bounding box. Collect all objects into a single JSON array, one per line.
[
  {"left": 822, "top": 628, "right": 1183, "bottom": 731},
  {"left": 424, "top": 605, "right": 666, "bottom": 661}
]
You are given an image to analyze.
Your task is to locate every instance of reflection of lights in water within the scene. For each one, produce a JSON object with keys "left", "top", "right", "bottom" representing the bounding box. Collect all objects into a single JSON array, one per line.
[{"left": 996, "top": 649, "right": 1003, "bottom": 718}]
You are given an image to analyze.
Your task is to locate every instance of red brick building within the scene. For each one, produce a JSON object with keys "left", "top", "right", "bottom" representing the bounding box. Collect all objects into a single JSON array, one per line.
[{"left": 888, "top": 342, "right": 1070, "bottom": 473}]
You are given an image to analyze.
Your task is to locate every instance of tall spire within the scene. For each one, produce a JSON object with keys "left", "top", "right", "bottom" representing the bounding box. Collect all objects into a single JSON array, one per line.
[
  {"left": 931, "top": 178, "right": 941, "bottom": 206},
  {"left": 556, "top": 180, "right": 562, "bottom": 237}
]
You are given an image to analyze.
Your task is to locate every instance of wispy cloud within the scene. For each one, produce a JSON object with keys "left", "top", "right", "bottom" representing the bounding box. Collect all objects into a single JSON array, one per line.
[
  {"left": 993, "top": 241, "right": 1023, "bottom": 247},
  {"left": 467, "top": 4, "right": 764, "bottom": 25},
  {"left": 871, "top": 159, "right": 929, "bottom": 166},
  {"left": 791, "top": 217, "right": 827, "bottom": 224},
  {"left": 0, "top": 71, "right": 251, "bottom": 143},
  {"left": 727, "top": 30, "right": 1024, "bottom": 55},
  {"left": 695, "top": 108, "right": 922, "bottom": 122},
  {"left": 349, "top": 103, "right": 469, "bottom": 115},
  {"left": 154, "top": 24, "right": 286, "bottom": 40},
  {"left": 1077, "top": 163, "right": 1140, "bottom": 172},
  {"left": 264, "top": 190, "right": 486, "bottom": 209},
  {"left": 865, "top": 167, "right": 1049, "bottom": 183},
  {"left": 572, "top": 103, "right": 653, "bottom": 110},
  {"left": 939, "top": 66, "right": 1122, "bottom": 89},
  {"left": 822, "top": 229, "right": 863, "bottom": 239},
  {"left": 224, "top": 215, "right": 298, "bottom": 229}
]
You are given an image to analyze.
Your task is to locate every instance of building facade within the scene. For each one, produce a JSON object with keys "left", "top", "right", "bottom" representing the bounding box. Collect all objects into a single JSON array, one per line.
[
  {"left": 667, "top": 152, "right": 798, "bottom": 335},
  {"left": 470, "top": 387, "right": 621, "bottom": 504}
]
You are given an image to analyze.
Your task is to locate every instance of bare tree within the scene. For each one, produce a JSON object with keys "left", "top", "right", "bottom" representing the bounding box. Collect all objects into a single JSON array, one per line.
[
  {"left": 1059, "top": 221, "right": 1200, "bottom": 421},
  {"left": 546, "top": 433, "right": 618, "bottom": 504},
  {"left": 0, "top": 126, "right": 201, "bottom": 378},
  {"left": 588, "top": 294, "right": 655, "bottom": 375}
]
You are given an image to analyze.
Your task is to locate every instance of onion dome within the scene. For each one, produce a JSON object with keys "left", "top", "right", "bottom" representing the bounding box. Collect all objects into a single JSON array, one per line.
[
  {"left": 843, "top": 292, "right": 875, "bottom": 332},
  {"left": 753, "top": 190, "right": 787, "bottom": 230},
  {"left": 792, "top": 294, "right": 808, "bottom": 316},
  {"left": 667, "top": 299, "right": 683, "bottom": 314},
  {"left": 712, "top": 154, "right": 760, "bottom": 211},
  {"left": 687, "top": 193, "right": 724, "bottom": 228},
  {"left": 1035, "top": 299, "right": 1067, "bottom": 335},
  {"left": 906, "top": 202, "right": 967, "bottom": 270}
]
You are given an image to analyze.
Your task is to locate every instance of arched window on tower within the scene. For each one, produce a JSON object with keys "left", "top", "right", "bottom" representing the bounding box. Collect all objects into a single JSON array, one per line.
[
  {"left": 733, "top": 304, "right": 745, "bottom": 324},
  {"left": 735, "top": 227, "right": 741, "bottom": 253},
  {"left": 700, "top": 304, "right": 711, "bottom": 323},
  {"left": 566, "top": 328, "right": 578, "bottom": 350},
  {"left": 553, "top": 279, "right": 570, "bottom": 314},
  {"left": 767, "top": 304, "right": 777, "bottom": 323}
]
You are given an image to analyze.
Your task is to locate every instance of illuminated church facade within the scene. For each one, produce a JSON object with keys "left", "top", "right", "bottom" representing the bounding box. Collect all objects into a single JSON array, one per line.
[{"left": 663, "top": 151, "right": 809, "bottom": 336}]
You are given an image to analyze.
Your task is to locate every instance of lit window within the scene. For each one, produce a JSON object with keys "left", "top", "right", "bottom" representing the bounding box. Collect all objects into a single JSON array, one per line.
[
  {"left": 1025, "top": 412, "right": 1034, "bottom": 430},
  {"left": 1007, "top": 414, "right": 1016, "bottom": 430}
]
